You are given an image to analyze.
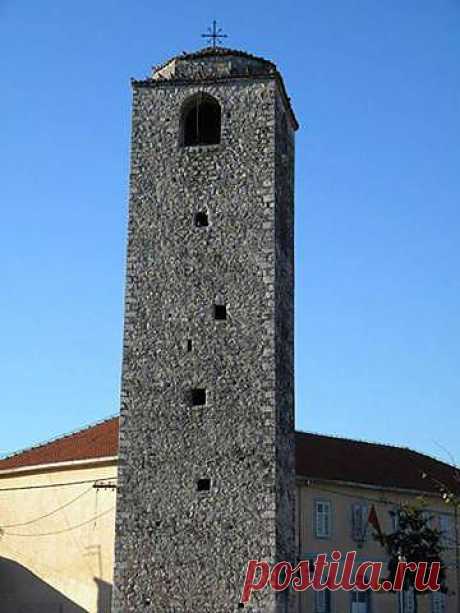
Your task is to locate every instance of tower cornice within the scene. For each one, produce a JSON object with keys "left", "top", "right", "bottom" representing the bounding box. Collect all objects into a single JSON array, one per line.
[{"left": 131, "top": 71, "right": 299, "bottom": 131}]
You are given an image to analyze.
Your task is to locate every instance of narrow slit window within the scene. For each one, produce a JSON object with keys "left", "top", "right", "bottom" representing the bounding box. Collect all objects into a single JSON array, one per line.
[
  {"left": 191, "top": 388, "right": 206, "bottom": 406},
  {"left": 214, "top": 304, "right": 227, "bottom": 320},
  {"left": 187, "top": 339, "right": 192, "bottom": 352},
  {"left": 194, "top": 211, "right": 209, "bottom": 227},
  {"left": 197, "top": 478, "right": 211, "bottom": 492}
]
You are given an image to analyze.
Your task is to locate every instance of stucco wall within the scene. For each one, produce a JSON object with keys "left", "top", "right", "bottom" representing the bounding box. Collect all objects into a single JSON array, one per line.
[
  {"left": 297, "top": 481, "right": 458, "bottom": 613},
  {"left": 0, "top": 462, "right": 117, "bottom": 613},
  {"left": 0, "top": 462, "right": 456, "bottom": 612}
]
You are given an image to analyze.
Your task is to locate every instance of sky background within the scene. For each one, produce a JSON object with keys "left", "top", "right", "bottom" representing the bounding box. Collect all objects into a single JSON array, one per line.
[{"left": 1, "top": 1, "right": 459, "bottom": 463}]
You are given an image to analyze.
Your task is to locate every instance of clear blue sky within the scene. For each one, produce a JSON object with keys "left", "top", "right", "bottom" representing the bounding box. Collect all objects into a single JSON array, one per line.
[{"left": 1, "top": 1, "right": 459, "bottom": 463}]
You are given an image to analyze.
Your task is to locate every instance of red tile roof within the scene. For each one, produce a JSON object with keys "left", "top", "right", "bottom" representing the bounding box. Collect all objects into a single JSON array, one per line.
[
  {"left": 0, "top": 417, "right": 119, "bottom": 471},
  {"left": 0, "top": 418, "right": 458, "bottom": 496},
  {"left": 296, "top": 430, "right": 460, "bottom": 495}
]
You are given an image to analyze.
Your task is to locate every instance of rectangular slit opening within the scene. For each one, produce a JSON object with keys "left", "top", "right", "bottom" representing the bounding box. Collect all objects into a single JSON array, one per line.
[
  {"left": 197, "top": 478, "right": 211, "bottom": 492},
  {"left": 214, "top": 304, "right": 227, "bottom": 320},
  {"left": 194, "top": 211, "right": 209, "bottom": 227},
  {"left": 191, "top": 388, "right": 206, "bottom": 406}
]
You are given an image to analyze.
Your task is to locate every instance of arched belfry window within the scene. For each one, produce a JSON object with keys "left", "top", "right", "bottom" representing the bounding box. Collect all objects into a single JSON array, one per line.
[{"left": 181, "top": 93, "right": 221, "bottom": 147}]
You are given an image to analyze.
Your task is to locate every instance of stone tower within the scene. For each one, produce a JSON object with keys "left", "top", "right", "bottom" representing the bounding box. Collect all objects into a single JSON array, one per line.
[{"left": 113, "top": 47, "right": 298, "bottom": 612}]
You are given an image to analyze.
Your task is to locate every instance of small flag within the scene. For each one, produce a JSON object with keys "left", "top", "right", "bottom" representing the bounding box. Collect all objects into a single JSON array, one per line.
[{"left": 368, "top": 504, "right": 383, "bottom": 540}]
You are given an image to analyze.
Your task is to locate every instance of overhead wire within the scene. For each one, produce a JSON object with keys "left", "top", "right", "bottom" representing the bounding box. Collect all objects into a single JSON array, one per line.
[
  {"left": 0, "top": 485, "right": 94, "bottom": 528},
  {"left": 2, "top": 507, "right": 115, "bottom": 538},
  {"left": 0, "top": 476, "right": 117, "bottom": 492}
]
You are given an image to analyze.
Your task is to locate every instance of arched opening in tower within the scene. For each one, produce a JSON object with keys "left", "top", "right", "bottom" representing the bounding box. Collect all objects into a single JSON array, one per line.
[{"left": 182, "top": 94, "right": 221, "bottom": 146}]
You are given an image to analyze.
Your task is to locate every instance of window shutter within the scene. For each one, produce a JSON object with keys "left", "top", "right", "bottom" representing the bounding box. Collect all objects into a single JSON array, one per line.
[
  {"left": 323, "top": 504, "right": 329, "bottom": 536},
  {"left": 432, "top": 591, "right": 446, "bottom": 613},
  {"left": 315, "top": 589, "right": 330, "bottom": 613},
  {"left": 352, "top": 504, "right": 367, "bottom": 541},
  {"left": 315, "top": 502, "right": 323, "bottom": 536},
  {"left": 404, "top": 588, "right": 416, "bottom": 613},
  {"left": 392, "top": 508, "right": 400, "bottom": 532},
  {"left": 439, "top": 515, "right": 451, "bottom": 547}
]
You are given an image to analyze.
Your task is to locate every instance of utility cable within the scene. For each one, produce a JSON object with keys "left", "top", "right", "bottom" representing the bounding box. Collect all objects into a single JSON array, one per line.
[
  {"left": 0, "top": 476, "right": 117, "bottom": 492},
  {"left": 0, "top": 486, "right": 93, "bottom": 528},
  {"left": 2, "top": 506, "right": 115, "bottom": 538}
]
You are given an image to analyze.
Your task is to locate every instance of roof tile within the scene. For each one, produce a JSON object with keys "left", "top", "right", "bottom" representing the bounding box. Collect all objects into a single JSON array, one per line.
[
  {"left": 0, "top": 418, "right": 118, "bottom": 470},
  {"left": 1, "top": 420, "right": 458, "bottom": 497}
]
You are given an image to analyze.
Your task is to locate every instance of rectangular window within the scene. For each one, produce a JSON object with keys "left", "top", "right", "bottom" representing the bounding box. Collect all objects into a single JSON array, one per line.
[
  {"left": 314, "top": 589, "right": 331, "bottom": 613},
  {"left": 432, "top": 591, "right": 447, "bottom": 613},
  {"left": 351, "top": 590, "right": 370, "bottom": 613},
  {"left": 352, "top": 503, "right": 368, "bottom": 542},
  {"left": 399, "top": 588, "right": 416, "bottom": 613},
  {"left": 392, "top": 508, "right": 400, "bottom": 532},
  {"left": 438, "top": 514, "right": 452, "bottom": 548},
  {"left": 422, "top": 510, "right": 434, "bottom": 527},
  {"left": 315, "top": 500, "right": 331, "bottom": 538}
]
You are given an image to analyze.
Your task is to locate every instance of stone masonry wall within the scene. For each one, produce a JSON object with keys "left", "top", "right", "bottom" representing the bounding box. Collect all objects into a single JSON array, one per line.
[
  {"left": 274, "top": 92, "right": 296, "bottom": 613},
  {"left": 113, "top": 54, "right": 296, "bottom": 613}
]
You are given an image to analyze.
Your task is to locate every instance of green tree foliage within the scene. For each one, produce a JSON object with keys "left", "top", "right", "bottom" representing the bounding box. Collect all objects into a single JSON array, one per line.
[{"left": 375, "top": 502, "right": 447, "bottom": 600}]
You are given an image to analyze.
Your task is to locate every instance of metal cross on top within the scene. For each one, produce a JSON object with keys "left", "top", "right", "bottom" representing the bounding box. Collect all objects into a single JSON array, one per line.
[{"left": 201, "top": 20, "right": 228, "bottom": 48}]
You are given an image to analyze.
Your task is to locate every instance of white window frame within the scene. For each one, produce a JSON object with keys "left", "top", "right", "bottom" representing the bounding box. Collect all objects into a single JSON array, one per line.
[
  {"left": 314, "top": 499, "right": 332, "bottom": 539},
  {"left": 351, "top": 589, "right": 371, "bottom": 612},
  {"left": 314, "top": 588, "right": 331, "bottom": 613}
]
